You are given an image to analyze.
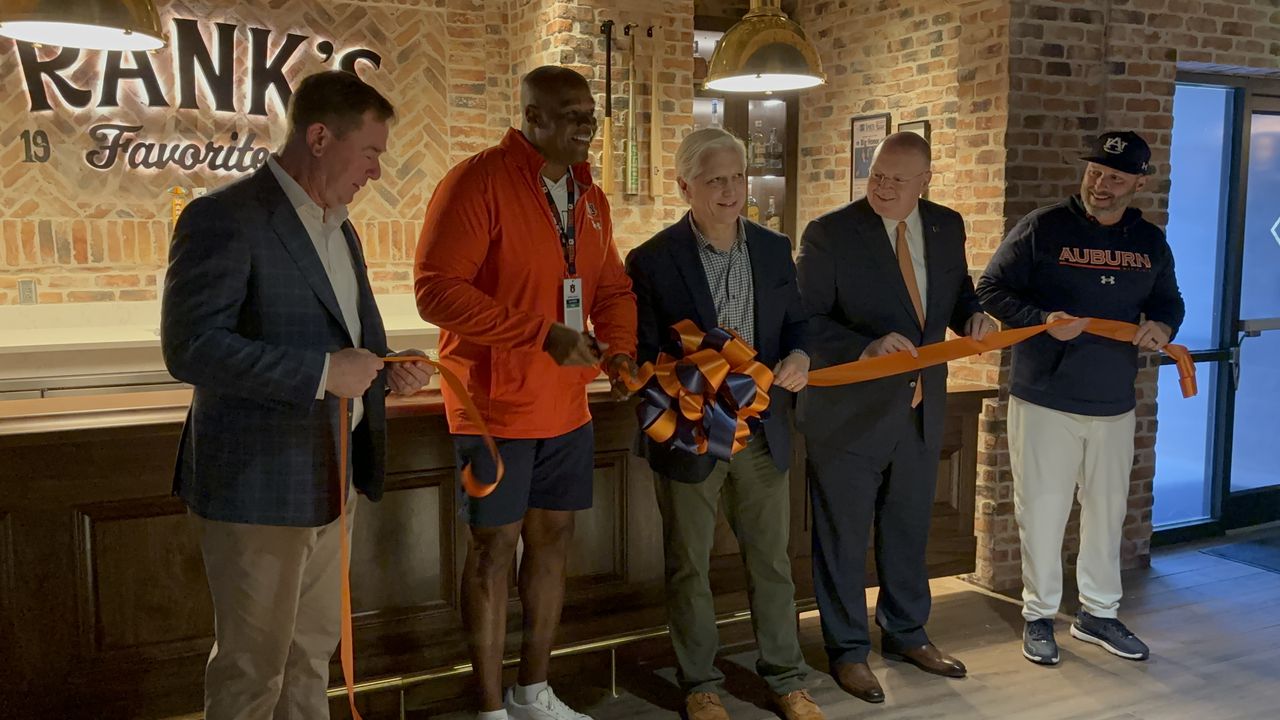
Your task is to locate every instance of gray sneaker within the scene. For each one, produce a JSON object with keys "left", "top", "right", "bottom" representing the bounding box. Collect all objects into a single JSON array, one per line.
[
  {"left": 1023, "top": 619, "right": 1060, "bottom": 665},
  {"left": 1070, "top": 611, "right": 1150, "bottom": 661}
]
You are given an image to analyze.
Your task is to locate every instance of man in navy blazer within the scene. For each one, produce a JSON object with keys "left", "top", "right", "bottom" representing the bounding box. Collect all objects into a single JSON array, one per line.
[
  {"left": 628, "top": 206, "right": 806, "bottom": 487},
  {"left": 162, "top": 71, "right": 432, "bottom": 719},
  {"left": 796, "top": 133, "right": 994, "bottom": 704},
  {"left": 626, "top": 129, "right": 822, "bottom": 720}
]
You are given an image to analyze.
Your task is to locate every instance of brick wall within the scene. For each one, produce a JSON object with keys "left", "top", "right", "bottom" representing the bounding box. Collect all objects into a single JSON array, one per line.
[
  {"left": 0, "top": 0, "right": 694, "bottom": 305},
  {"left": 793, "top": 0, "right": 963, "bottom": 226},
  {"left": 0, "top": 0, "right": 465, "bottom": 304}
]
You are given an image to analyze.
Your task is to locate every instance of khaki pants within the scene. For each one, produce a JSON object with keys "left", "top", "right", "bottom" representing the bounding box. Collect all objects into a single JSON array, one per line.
[
  {"left": 1009, "top": 396, "right": 1135, "bottom": 622},
  {"left": 654, "top": 435, "right": 809, "bottom": 696},
  {"left": 193, "top": 498, "right": 356, "bottom": 720}
]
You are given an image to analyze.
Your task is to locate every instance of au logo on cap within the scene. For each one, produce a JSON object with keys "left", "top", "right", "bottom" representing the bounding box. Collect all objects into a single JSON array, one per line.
[{"left": 1103, "top": 137, "right": 1128, "bottom": 154}]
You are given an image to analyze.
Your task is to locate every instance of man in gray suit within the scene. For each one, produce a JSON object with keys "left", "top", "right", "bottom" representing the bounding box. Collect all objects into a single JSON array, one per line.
[
  {"left": 796, "top": 133, "right": 994, "bottom": 704},
  {"left": 162, "top": 70, "right": 433, "bottom": 719}
]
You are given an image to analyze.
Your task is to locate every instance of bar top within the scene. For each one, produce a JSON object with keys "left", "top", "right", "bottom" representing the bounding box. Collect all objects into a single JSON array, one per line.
[{"left": 0, "top": 380, "right": 997, "bottom": 438}]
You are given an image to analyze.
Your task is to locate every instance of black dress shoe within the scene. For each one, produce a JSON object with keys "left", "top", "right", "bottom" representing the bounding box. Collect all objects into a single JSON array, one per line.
[
  {"left": 832, "top": 662, "right": 885, "bottom": 704},
  {"left": 883, "top": 643, "right": 967, "bottom": 678}
]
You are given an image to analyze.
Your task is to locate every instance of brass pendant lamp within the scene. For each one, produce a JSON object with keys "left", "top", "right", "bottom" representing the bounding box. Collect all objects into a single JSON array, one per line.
[
  {"left": 0, "top": 0, "right": 165, "bottom": 51},
  {"left": 704, "top": 0, "right": 825, "bottom": 93}
]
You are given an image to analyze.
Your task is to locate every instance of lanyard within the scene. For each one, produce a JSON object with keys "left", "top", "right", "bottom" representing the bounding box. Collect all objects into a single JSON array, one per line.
[{"left": 541, "top": 177, "right": 576, "bottom": 277}]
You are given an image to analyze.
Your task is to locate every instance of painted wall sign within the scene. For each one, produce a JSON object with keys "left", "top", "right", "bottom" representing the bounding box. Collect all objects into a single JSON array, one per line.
[{"left": 10, "top": 15, "right": 382, "bottom": 174}]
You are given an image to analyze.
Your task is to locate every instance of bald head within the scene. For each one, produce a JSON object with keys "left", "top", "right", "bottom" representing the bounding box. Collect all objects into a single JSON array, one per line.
[
  {"left": 520, "top": 65, "right": 597, "bottom": 171},
  {"left": 521, "top": 65, "right": 591, "bottom": 109},
  {"left": 872, "top": 131, "right": 932, "bottom": 167}
]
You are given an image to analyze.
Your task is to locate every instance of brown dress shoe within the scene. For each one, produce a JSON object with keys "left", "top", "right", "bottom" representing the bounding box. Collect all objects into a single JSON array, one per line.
[
  {"left": 884, "top": 643, "right": 967, "bottom": 678},
  {"left": 775, "top": 689, "right": 826, "bottom": 720},
  {"left": 686, "top": 691, "right": 730, "bottom": 720},
  {"left": 832, "top": 662, "right": 885, "bottom": 704}
]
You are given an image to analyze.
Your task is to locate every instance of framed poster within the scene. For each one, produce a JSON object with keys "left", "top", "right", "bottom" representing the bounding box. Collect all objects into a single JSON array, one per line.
[
  {"left": 850, "top": 113, "right": 891, "bottom": 200},
  {"left": 900, "top": 119, "right": 931, "bottom": 143}
]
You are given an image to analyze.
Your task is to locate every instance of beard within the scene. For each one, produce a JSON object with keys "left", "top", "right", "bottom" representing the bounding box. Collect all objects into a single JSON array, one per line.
[{"left": 1082, "top": 186, "right": 1136, "bottom": 218}]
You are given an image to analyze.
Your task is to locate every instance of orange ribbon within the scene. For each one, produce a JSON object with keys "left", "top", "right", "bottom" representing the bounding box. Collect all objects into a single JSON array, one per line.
[
  {"left": 334, "top": 355, "right": 503, "bottom": 718},
  {"left": 380, "top": 356, "right": 505, "bottom": 498},
  {"left": 622, "top": 320, "right": 774, "bottom": 459},
  {"left": 808, "top": 317, "right": 1197, "bottom": 399}
]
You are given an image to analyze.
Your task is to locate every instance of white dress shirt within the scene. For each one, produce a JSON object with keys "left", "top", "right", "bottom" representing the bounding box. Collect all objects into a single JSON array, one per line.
[
  {"left": 542, "top": 172, "right": 571, "bottom": 227},
  {"left": 267, "top": 157, "right": 365, "bottom": 428},
  {"left": 880, "top": 204, "right": 928, "bottom": 313}
]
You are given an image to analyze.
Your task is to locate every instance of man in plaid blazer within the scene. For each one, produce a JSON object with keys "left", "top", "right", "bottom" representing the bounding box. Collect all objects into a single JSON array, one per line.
[{"left": 161, "top": 71, "right": 433, "bottom": 719}]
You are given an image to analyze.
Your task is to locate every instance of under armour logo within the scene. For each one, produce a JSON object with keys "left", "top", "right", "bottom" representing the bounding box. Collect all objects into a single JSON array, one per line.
[
  {"left": 1100, "top": 275, "right": 1116, "bottom": 285},
  {"left": 1103, "top": 137, "right": 1128, "bottom": 154}
]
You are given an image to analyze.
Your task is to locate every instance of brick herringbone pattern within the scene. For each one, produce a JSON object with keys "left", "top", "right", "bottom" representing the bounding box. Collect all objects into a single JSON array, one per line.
[{"left": 0, "top": 0, "right": 698, "bottom": 305}]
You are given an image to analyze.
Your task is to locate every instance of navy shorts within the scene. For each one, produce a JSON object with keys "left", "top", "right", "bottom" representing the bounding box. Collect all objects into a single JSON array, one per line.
[{"left": 453, "top": 421, "right": 595, "bottom": 528}]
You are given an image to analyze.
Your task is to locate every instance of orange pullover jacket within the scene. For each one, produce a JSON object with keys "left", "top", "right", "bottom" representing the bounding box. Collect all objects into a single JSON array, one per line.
[{"left": 415, "top": 128, "right": 637, "bottom": 438}]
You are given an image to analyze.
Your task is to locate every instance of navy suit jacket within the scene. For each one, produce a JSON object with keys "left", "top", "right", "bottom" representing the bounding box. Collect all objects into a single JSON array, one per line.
[
  {"left": 162, "top": 167, "right": 391, "bottom": 527},
  {"left": 796, "top": 198, "right": 982, "bottom": 454},
  {"left": 625, "top": 212, "right": 807, "bottom": 483}
]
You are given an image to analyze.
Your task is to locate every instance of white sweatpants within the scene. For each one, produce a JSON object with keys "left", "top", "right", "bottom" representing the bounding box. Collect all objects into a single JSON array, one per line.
[{"left": 1008, "top": 395, "right": 1136, "bottom": 622}]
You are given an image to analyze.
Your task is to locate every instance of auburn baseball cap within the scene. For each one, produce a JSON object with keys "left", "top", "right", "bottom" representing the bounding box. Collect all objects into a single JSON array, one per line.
[{"left": 1082, "top": 131, "right": 1152, "bottom": 175}]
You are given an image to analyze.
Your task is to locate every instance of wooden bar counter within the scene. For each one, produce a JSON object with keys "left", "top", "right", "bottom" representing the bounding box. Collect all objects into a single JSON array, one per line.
[{"left": 0, "top": 382, "right": 993, "bottom": 718}]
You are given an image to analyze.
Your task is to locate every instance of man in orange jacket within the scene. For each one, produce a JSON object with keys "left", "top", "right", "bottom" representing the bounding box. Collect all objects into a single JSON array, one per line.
[{"left": 415, "top": 65, "right": 637, "bottom": 720}]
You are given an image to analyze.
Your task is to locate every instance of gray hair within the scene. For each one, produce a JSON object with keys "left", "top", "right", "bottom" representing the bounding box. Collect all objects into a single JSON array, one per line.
[{"left": 675, "top": 127, "right": 747, "bottom": 189}]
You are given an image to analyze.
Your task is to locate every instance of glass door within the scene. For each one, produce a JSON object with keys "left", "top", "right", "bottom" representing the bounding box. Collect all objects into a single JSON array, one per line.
[
  {"left": 1223, "top": 96, "right": 1280, "bottom": 527},
  {"left": 1157, "top": 82, "right": 1280, "bottom": 537},
  {"left": 1153, "top": 83, "right": 1234, "bottom": 529}
]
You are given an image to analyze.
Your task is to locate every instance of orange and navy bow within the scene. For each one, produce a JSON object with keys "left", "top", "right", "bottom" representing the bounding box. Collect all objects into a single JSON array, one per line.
[{"left": 622, "top": 320, "right": 774, "bottom": 460}]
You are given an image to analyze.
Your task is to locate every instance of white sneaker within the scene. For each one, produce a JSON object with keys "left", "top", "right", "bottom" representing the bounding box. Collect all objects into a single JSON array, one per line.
[{"left": 504, "top": 686, "right": 592, "bottom": 720}]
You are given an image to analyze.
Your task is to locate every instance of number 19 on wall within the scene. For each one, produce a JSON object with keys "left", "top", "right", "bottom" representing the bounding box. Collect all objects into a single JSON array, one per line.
[{"left": 21, "top": 129, "right": 51, "bottom": 163}]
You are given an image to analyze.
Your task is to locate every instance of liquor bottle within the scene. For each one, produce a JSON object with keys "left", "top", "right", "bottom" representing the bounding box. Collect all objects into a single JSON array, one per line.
[
  {"left": 693, "top": 41, "right": 708, "bottom": 83},
  {"left": 746, "top": 195, "right": 760, "bottom": 223},
  {"left": 765, "top": 195, "right": 781, "bottom": 232},
  {"left": 766, "top": 125, "right": 783, "bottom": 171},
  {"left": 167, "top": 186, "right": 189, "bottom": 234},
  {"left": 750, "top": 120, "right": 766, "bottom": 171},
  {"left": 710, "top": 99, "right": 720, "bottom": 128}
]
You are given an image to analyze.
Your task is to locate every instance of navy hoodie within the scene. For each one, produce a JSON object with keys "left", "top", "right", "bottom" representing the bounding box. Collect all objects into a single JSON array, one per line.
[{"left": 976, "top": 195, "right": 1185, "bottom": 416}]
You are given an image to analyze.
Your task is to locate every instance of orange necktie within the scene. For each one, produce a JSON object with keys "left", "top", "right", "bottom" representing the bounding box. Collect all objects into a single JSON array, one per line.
[{"left": 896, "top": 221, "right": 924, "bottom": 407}]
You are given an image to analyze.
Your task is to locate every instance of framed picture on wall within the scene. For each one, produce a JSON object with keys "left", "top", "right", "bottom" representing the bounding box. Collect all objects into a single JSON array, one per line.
[
  {"left": 850, "top": 113, "right": 891, "bottom": 200},
  {"left": 900, "top": 119, "right": 931, "bottom": 143}
]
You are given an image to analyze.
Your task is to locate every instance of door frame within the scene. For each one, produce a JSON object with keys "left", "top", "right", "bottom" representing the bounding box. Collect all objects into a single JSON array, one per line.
[
  {"left": 1220, "top": 91, "right": 1280, "bottom": 529},
  {"left": 1154, "top": 75, "right": 1280, "bottom": 543}
]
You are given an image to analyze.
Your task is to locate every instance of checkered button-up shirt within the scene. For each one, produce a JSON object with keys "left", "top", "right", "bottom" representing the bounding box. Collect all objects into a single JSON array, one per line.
[{"left": 691, "top": 215, "right": 755, "bottom": 349}]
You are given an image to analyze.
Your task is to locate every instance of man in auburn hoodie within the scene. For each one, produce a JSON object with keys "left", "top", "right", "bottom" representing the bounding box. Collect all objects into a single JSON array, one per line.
[
  {"left": 415, "top": 66, "right": 637, "bottom": 720},
  {"left": 977, "top": 131, "right": 1184, "bottom": 668}
]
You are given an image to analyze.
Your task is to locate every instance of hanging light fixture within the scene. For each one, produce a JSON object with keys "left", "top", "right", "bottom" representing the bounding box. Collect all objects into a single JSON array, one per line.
[
  {"left": 0, "top": 0, "right": 165, "bottom": 51},
  {"left": 704, "top": 0, "right": 825, "bottom": 93}
]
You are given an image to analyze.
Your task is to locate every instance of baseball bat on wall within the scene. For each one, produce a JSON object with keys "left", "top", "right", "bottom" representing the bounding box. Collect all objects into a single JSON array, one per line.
[
  {"left": 647, "top": 25, "right": 662, "bottom": 199},
  {"left": 599, "top": 20, "right": 616, "bottom": 196},
  {"left": 623, "top": 23, "right": 640, "bottom": 195}
]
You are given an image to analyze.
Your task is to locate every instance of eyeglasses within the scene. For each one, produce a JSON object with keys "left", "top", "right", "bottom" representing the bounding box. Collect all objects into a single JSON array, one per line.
[{"left": 868, "top": 170, "right": 928, "bottom": 187}]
